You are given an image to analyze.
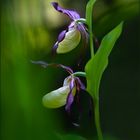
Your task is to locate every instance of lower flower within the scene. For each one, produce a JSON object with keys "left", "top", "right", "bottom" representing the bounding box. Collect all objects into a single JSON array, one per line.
[
  {"left": 31, "top": 60, "right": 85, "bottom": 112},
  {"left": 42, "top": 75, "right": 77, "bottom": 111}
]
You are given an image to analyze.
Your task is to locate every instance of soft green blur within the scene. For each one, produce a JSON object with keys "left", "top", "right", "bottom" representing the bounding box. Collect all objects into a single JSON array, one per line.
[{"left": 1, "top": 0, "right": 140, "bottom": 140}]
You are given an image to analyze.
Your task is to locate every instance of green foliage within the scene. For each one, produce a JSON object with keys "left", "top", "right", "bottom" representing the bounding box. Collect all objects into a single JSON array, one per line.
[
  {"left": 86, "top": 0, "right": 96, "bottom": 56},
  {"left": 86, "top": 0, "right": 96, "bottom": 25},
  {"left": 85, "top": 22, "right": 123, "bottom": 98}
]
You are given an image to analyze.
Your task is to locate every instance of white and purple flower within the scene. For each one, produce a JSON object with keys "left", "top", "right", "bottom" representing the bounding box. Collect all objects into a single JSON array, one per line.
[
  {"left": 52, "top": 2, "right": 88, "bottom": 54},
  {"left": 42, "top": 75, "right": 85, "bottom": 112},
  {"left": 31, "top": 60, "right": 85, "bottom": 112}
]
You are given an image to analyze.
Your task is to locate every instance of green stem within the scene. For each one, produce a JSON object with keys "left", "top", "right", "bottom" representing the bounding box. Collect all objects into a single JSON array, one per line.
[
  {"left": 86, "top": 1, "right": 103, "bottom": 140},
  {"left": 94, "top": 98, "right": 103, "bottom": 140},
  {"left": 86, "top": 0, "right": 96, "bottom": 57},
  {"left": 76, "top": 18, "right": 87, "bottom": 24},
  {"left": 72, "top": 72, "right": 86, "bottom": 77}
]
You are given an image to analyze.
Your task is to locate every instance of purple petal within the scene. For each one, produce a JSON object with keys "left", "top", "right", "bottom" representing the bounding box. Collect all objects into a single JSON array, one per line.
[
  {"left": 77, "top": 24, "right": 89, "bottom": 47},
  {"left": 58, "top": 30, "right": 67, "bottom": 42},
  {"left": 75, "top": 77, "right": 85, "bottom": 90},
  {"left": 65, "top": 78, "right": 75, "bottom": 112},
  {"left": 65, "top": 92, "right": 74, "bottom": 112},
  {"left": 51, "top": 2, "right": 80, "bottom": 20},
  {"left": 52, "top": 30, "right": 67, "bottom": 54},
  {"left": 52, "top": 42, "right": 58, "bottom": 54}
]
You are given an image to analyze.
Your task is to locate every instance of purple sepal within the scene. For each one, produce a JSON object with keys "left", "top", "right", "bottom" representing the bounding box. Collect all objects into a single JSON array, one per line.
[
  {"left": 31, "top": 60, "right": 73, "bottom": 74},
  {"left": 51, "top": 2, "right": 80, "bottom": 20},
  {"left": 59, "top": 64, "right": 73, "bottom": 74},
  {"left": 65, "top": 78, "right": 75, "bottom": 112},
  {"left": 31, "top": 60, "right": 48, "bottom": 68}
]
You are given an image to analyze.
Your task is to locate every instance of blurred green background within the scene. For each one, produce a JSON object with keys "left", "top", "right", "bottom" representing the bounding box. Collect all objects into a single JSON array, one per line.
[{"left": 1, "top": 0, "right": 140, "bottom": 140}]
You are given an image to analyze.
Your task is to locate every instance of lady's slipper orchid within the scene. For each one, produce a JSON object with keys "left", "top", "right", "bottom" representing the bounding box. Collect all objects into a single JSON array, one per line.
[
  {"left": 43, "top": 74, "right": 85, "bottom": 112},
  {"left": 31, "top": 60, "right": 85, "bottom": 112},
  {"left": 42, "top": 75, "right": 76, "bottom": 109},
  {"left": 52, "top": 2, "right": 88, "bottom": 54}
]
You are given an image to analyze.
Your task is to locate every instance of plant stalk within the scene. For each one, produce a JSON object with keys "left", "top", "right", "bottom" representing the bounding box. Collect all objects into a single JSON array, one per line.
[
  {"left": 86, "top": 0, "right": 96, "bottom": 57},
  {"left": 86, "top": 1, "right": 103, "bottom": 140},
  {"left": 72, "top": 72, "right": 86, "bottom": 77},
  {"left": 94, "top": 98, "right": 103, "bottom": 140}
]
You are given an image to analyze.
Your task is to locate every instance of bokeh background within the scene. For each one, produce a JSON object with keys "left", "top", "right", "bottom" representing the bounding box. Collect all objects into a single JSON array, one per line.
[{"left": 1, "top": 0, "right": 140, "bottom": 140}]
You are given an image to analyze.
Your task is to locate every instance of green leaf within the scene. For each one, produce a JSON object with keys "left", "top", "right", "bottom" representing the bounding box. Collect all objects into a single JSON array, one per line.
[{"left": 85, "top": 22, "right": 123, "bottom": 98}]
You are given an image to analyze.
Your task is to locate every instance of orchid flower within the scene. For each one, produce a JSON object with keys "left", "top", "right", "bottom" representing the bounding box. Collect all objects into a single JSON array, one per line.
[
  {"left": 52, "top": 2, "right": 88, "bottom": 54},
  {"left": 31, "top": 60, "right": 85, "bottom": 112},
  {"left": 43, "top": 75, "right": 85, "bottom": 112}
]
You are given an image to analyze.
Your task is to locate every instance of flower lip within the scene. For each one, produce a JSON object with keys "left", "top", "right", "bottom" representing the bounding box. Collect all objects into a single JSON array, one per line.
[
  {"left": 42, "top": 86, "right": 70, "bottom": 108},
  {"left": 56, "top": 27, "right": 81, "bottom": 54}
]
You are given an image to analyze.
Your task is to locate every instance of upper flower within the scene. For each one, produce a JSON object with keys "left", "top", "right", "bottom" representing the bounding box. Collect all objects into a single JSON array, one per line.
[{"left": 52, "top": 2, "right": 88, "bottom": 54}]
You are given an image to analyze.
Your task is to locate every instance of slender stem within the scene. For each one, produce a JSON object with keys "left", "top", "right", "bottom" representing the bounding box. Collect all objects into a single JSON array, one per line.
[
  {"left": 86, "top": 0, "right": 96, "bottom": 57},
  {"left": 94, "top": 98, "right": 103, "bottom": 140},
  {"left": 72, "top": 72, "right": 86, "bottom": 77},
  {"left": 86, "top": 1, "right": 103, "bottom": 140}
]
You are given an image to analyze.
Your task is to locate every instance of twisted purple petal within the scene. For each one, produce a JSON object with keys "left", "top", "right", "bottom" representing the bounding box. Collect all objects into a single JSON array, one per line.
[
  {"left": 52, "top": 42, "right": 59, "bottom": 54},
  {"left": 52, "top": 30, "right": 67, "bottom": 53},
  {"left": 65, "top": 78, "right": 75, "bottom": 112},
  {"left": 58, "top": 30, "right": 67, "bottom": 42},
  {"left": 77, "top": 24, "right": 89, "bottom": 48},
  {"left": 75, "top": 77, "right": 85, "bottom": 90},
  {"left": 51, "top": 2, "right": 80, "bottom": 20}
]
